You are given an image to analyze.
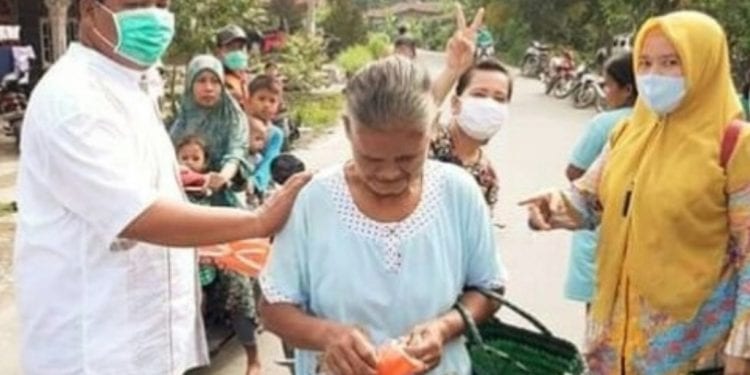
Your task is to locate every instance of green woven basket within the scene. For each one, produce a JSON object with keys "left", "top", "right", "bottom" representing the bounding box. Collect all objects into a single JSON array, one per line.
[{"left": 456, "top": 290, "right": 586, "bottom": 375}]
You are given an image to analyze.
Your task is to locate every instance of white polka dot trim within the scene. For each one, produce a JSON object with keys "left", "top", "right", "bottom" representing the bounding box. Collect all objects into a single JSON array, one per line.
[
  {"left": 322, "top": 163, "right": 444, "bottom": 273},
  {"left": 259, "top": 274, "right": 300, "bottom": 305}
]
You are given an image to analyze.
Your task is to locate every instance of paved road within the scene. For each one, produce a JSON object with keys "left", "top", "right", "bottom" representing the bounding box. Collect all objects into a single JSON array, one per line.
[{"left": 0, "top": 50, "right": 595, "bottom": 374}]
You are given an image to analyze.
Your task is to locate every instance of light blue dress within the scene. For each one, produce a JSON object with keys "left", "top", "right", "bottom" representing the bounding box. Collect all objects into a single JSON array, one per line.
[
  {"left": 260, "top": 161, "right": 506, "bottom": 375},
  {"left": 565, "top": 107, "right": 632, "bottom": 302}
]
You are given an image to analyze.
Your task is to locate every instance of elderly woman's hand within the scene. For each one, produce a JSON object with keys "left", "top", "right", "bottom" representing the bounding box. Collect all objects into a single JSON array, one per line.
[
  {"left": 256, "top": 171, "right": 313, "bottom": 236},
  {"left": 403, "top": 320, "right": 448, "bottom": 373},
  {"left": 321, "top": 326, "right": 378, "bottom": 375}
]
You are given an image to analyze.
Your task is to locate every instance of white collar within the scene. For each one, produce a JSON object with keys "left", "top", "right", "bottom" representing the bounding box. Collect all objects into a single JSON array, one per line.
[{"left": 67, "top": 42, "right": 147, "bottom": 85}]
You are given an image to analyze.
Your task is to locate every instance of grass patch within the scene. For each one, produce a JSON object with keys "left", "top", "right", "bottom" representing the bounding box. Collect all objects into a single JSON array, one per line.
[{"left": 289, "top": 92, "right": 344, "bottom": 134}]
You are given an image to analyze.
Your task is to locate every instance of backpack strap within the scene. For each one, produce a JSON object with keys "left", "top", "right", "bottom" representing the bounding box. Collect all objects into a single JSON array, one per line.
[{"left": 720, "top": 119, "right": 744, "bottom": 169}]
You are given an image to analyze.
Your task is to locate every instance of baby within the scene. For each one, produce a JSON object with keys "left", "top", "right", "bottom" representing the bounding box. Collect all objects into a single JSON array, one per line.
[
  {"left": 177, "top": 135, "right": 208, "bottom": 173},
  {"left": 176, "top": 135, "right": 211, "bottom": 202},
  {"left": 248, "top": 116, "right": 268, "bottom": 164},
  {"left": 247, "top": 117, "right": 269, "bottom": 208}
]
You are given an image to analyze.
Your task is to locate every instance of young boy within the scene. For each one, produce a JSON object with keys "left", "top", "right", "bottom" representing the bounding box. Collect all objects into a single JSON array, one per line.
[{"left": 246, "top": 75, "right": 285, "bottom": 195}]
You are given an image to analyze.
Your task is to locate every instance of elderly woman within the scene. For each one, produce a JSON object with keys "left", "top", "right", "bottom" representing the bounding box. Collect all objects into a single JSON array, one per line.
[
  {"left": 170, "top": 55, "right": 260, "bottom": 375},
  {"left": 259, "top": 56, "right": 506, "bottom": 375},
  {"left": 523, "top": 12, "right": 750, "bottom": 374}
]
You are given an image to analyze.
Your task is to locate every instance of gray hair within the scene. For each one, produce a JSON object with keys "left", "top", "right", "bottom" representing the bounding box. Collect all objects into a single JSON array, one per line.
[{"left": 345, "top": 56, "right": 435, "bottom": 131}]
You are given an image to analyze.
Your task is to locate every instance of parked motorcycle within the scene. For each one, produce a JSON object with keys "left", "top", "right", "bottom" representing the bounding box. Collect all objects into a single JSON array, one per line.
[
  {"left": 553, "top": 63, "right": 589, "bottom": 100},
  {"left": 542, "top": 50, "right": 576, "bottom": 96},
  {"left": 520, "top": 41, "right": 552, "bottom": 78},
  {"left": 475, "top": 44, "right": 495, "bottom": 62},
  {"left": 574, "top": 72, "right": 607, "bottom": 111},
  {"left": 475, "top": 28, "right": 495, "bottom": 62},
  {"left": 0, "top": 75, "right": 27, "bottom": 149}
]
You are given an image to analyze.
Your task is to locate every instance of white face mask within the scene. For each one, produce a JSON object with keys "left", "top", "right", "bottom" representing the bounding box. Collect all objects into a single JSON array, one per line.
[{"left": 456, "top": 97, "right": 508, "bottom": 141}]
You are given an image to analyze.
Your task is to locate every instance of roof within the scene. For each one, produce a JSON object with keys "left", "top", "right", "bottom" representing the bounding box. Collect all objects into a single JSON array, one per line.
[{"left": 365, "top": 1, "right": 444, "bottom": 19}]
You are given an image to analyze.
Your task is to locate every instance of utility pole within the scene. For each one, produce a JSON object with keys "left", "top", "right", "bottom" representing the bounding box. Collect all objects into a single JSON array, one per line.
[{"left": 307, "top": 0, "right": 317, "bottom": 35}]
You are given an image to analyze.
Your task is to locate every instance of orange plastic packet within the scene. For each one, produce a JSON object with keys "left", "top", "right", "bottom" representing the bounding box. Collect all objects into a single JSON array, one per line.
[
  {"left": 376, "top": 342, "right": 424, "bottom": 375},
  {"left": 198, "top": 238, "right": 271, "bottom": 277}
]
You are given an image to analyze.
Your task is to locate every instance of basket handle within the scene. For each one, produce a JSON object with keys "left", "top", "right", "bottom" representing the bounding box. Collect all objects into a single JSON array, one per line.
[
  {"left": 453, "top": 302, "right": 532, "bottom": 374},
  {"left": 454, "top": 302, "right": 485, "bottom": 346},
  {"left": 469, "top": 288, "right": 553, "bottom": 337}
]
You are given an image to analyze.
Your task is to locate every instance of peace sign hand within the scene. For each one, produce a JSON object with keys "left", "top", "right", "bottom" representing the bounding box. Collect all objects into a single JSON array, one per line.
[{"left": 444, "top": 3, "right": 485, "bottom": 73}]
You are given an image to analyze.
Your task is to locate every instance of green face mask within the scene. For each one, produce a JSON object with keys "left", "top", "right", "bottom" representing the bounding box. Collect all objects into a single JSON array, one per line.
[
  {"left": 95, "top": 3, "right": 175, "bottom": 68},
  {"left": 223, "top": 50, "right": 249, "bottom": 71}
]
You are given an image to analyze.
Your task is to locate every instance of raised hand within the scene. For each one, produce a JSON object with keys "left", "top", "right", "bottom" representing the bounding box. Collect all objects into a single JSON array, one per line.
[{"left": 444, "top": 3, "right": 485, "bottom": 73}]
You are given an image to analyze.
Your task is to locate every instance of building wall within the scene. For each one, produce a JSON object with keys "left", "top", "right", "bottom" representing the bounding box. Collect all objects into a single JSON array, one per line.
[
  {"left": 16, "top": 0, "right": 79, "bottom": 85},
  {"left": 0, "top": 0, "right": 16, "bottom": 24},
  {"left": 17, "top": 0, "right": 44, "bottom": 83}
]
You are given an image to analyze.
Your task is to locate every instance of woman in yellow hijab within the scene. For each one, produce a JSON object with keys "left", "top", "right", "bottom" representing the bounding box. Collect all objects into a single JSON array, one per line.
[{"left": 523, "top": 11, "right": 750, "bottom": 374}]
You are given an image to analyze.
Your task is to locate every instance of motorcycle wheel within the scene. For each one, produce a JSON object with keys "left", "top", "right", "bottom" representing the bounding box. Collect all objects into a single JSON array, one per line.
[
  {"left": 554, "top": 78, "right": 576, "bottom": 99},
  {"left": 521, "top": 56, "right": 539, "bottom": 78},
  {"left": 574, "top": 83, "right": 597, "bottom": 109},
  {"left": 545, "top": 76, "right": 559, "bottom": 95}
]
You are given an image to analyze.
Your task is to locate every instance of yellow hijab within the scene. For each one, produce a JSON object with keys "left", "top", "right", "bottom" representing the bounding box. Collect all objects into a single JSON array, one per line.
[{"left": 593, "top": 11, "right": 745, "bottom": 321}]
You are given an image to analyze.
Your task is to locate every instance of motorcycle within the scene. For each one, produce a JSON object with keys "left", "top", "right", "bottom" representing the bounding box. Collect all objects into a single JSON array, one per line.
[
  {"left": 475, "top": 29, "right": 495, "bottom": 62},
  {"left": 475, "top": 44, "right": 495, "bottom": 62},
  {"left": 574, "top": 72, "right": 607, "bottom": 111},
  {"left": 553, "top": 63, "right": 589, "bottom": 100},
  {"left": 0, "top": 75, "right": 28, "bottom": 149},
  {"left": 520, "top": 41, "right": 552, "bottom": 78},
  {"left": 542, "top": 50, "right": 576, "bottom": 96}
]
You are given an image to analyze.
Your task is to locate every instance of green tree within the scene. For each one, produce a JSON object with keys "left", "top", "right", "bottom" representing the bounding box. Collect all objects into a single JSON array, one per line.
[
  {"left": 471, "top": 0, "right": 750, "bottom": 73},
  {"left": 167, "top": 0, "right": 269, "bottom": 63},
  {"left": 277, "top": 34, "right": 328, "bottom": 91},
  {"left": 321, "top": 0, "right": 368, "bottom": 47},
  {"left": 268, "top": 0, "right": 307, "bottom": 32}
]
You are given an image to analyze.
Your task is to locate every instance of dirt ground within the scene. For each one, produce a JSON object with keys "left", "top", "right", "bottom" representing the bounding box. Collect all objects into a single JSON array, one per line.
[{"left": 0, "top": 132, "right": 17, "bottom": 300}]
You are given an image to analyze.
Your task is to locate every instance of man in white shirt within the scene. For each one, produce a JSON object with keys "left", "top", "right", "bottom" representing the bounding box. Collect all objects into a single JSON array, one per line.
[{"left": 13, "top": 0, "right": 310, "bottom": 374}]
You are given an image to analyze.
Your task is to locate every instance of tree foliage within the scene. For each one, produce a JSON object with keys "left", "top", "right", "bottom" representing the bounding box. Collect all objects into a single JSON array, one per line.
[
  {"left": 277, "top": 34, "right": 329, "bottom": 91},
  {"left": 267, "top": 0, "right": 308, "bottom": 32},
  {"left": 321, "top": 0, "right": 368, "bottom": 48},
  {"left": 167, "top": 0, "right": 269, "bottom": 63},
  {"left": 467, "top": 0, "right": 750, "bottom": 74}
]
